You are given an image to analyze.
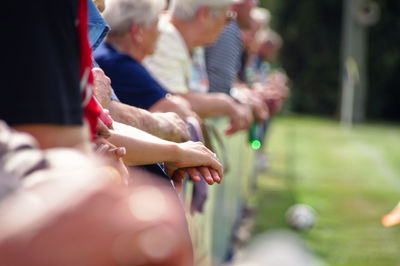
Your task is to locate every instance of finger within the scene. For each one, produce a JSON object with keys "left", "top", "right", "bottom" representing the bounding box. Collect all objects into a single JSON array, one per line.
[
  {"left": 173, "top": 169, "right": 186, "bottom": 182},
  {"left": 258, "top": 108, "right": 269, "bottom": 121},
  {"left": 96, "top": 144, "right": 110, "bottom": 154},
  {"left": 185, "top": 167, "right": 201, "bottom": 182},
  {"left": 241, "top": 107, "right": 254, "bottom": 127},
  {"left": 173, "top": 178, "right": 183, "bottom": 193},
  {"left": 210, "top": 168, "right": 221, "bottom": 184},
  {"left": 200, "top": 147, "right": 224, "bottom": 179},
  {"left": 114, "top": 147, "right": 126, "bottom": 158},
  {"left": 225, "top": 118, "right": 241, "bottom": 135},
  {"left": 254, "top": 102, "right": 269, "bottom": 121},
  {"left": 96, "top": 119, "right": 111, "bottom": 139},
  {"left": 247, "top": 111, "right": 255, "bottom": 126},
  {"left": 171, "top": 169, "right": 186, "bottom": 193},
  {"left": 224, "top": 123, "right": 235, "bottom": 135},
  {"left": 214, "top": 161, "right": 223, "bottom": 180},
  {"left": 224, "top": 125, "right": 235, "bottom": 136},
  {"left": 185, "top": 144, "right": 224, "bottom": 179},
  {"left": 204, "top": 152, "right": 224, "bottom": 179},
  {"left": 181, "top": 128, "right": 191, "bottom": 142},
  {"left": 163, "top": 165, "right": 175, "bottom": 179},
  {"left": 198, "top": 166, "right": 214, "bottom": 185}
]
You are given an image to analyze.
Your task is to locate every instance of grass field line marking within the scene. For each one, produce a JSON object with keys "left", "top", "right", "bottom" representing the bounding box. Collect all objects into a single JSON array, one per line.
[{"left": 357, "top": 140, "right": 400, "bottom": 191}]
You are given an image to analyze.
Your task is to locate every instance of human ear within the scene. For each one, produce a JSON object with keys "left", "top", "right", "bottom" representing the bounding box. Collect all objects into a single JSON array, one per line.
[
  {"left": 196, "top": 6, "right": 212, "bottom": 23},
  {"left": 129, "top": 24, "right": 143, "bottom": 43}
]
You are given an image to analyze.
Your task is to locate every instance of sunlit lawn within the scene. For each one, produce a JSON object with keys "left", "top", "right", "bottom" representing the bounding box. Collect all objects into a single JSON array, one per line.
[{"left": 251, "top": 115, "right": 400, "bottom": 265}]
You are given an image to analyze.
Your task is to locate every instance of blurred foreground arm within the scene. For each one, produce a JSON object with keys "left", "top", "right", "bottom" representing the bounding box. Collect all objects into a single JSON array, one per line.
[{"left": 0, "top": 161, "right": 193, "bottom": 266}]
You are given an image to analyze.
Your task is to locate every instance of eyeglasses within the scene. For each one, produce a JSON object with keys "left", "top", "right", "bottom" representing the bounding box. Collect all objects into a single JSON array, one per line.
[
  {"left": 210, "top": 6, "right": 238, "bottom": 25},
  {"left": 226, "top": 10, "right": 237, "bottom": 22},
  {"left": 234, "top": 0, "right": 259, "bottom": 6}
]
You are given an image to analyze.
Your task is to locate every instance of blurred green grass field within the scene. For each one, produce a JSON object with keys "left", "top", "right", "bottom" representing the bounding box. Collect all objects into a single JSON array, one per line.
[{"left": 251, "top": 115, "right": 400, "bottom": 265}]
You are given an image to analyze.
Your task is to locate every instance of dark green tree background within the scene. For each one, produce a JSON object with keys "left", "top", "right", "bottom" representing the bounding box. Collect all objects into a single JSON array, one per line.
[{"left": 261, "top": 0, "right": 400, "bottom": 121}]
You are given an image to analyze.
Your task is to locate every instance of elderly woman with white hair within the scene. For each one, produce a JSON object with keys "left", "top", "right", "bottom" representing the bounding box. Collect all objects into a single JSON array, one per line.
[
  {"left": 95, "top": 0, "right": 225, "bottom": 188},
  {"left": 96, "top": 0, "right": 188, "bottom": 113}
]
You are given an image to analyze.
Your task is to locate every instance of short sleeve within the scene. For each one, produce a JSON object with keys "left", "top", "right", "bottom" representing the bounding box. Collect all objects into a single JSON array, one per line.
[
  {"left": 143, "top": 19, "right": 191, "bottom": 94},
  {"left": 110, "top": 62, "right": 168, "bottom": 110},
  {"left": 110, "top": 89, "right": 121, "bottom": 102},
  {"left": 95, "top": 43, "right": 168, "bottom": 110}
]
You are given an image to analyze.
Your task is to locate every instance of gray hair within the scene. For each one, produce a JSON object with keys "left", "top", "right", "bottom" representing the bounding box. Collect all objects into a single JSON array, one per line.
[
  {"left": 170, "top": 0, "right": 234, "bottom": 20},
  {"left": 256, "top": 29, "right": 282, "bottom": 48},
  {"left": 103, "top": 0, "right": 166, "bottom": 34},
  {"left": 250, "top": 7, "right": 271, "bottom": 28}
]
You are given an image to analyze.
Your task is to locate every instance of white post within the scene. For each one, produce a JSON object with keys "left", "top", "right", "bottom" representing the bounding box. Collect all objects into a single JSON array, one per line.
[
  {"left": 341, "top": 58, "right": 359, "bottom": 128},
  {"left": 340, "top": 0, "right": 380, "bottom": 127}
]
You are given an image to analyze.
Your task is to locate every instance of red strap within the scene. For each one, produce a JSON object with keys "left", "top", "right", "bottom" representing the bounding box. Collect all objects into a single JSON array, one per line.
[{"left": 77, "top": 0, "right": 101, "bottom": 139}]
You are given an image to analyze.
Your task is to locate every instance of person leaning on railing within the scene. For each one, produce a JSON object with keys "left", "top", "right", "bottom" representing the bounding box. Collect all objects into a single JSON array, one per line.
[
  {"left": 144, "top": 0, "right": 255, "bottom": 136},
  {"left": 88, "top": 0, "right": 223, "bottom": 187}
]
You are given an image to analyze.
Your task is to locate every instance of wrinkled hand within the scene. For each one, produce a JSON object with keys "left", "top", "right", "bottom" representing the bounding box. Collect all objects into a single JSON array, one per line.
[
  {"left": 95, "top": 118, "right": 111, "bottom": 139},
  {"left": 92, "top": 68, "right": 112, "bottom": 109},
  {"left": 253, "top": 71, "right": 290, "bottom": 115},
  {"left": 166, "top": 95, "right": 204, "bottom": 128},
  {"left": 225, "top": 102, "right": 253, "bottom": 136},
  {"left": 241, "top": 88, "right": 270, "bottom": 122},
  {"left": 269, "top": 71, "right": 289, "bottom": 86},
  {"left": 264, "top": 71, "right": 290, "bottom": 99},
  {"left": 152, "top": 112, "right": 191, "bottom": 143},
  {"left": 164, "top": 95, "right": 193, "bottom": 117},
  {"left": 256, "top": 89, "right": 285, "bottom": 115},
  {"left": 266, "top": 98, "right": 284, "bottom": 115},
  {"left": 150, "top": 94, "right": 203, "bottom": 130},
  {"left": 163, "top": 141, "right": 223, "bottom": 190},
  {"left": 150, "top": 95, "right": 193, "bottom": 119}
]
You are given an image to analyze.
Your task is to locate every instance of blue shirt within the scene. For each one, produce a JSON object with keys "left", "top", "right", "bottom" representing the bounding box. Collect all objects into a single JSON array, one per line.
[
  {"left": 94, "top": 42, "right": 168, "bottom": 110},
  {"left": 87, "top": 0, "right": 110, "bottom": 51}
]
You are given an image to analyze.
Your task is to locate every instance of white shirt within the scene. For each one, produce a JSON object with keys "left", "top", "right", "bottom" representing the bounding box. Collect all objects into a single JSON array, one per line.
[
  {"left": 190, "top": 47, "right": 210, "bottom": 93},
  {"left": 144, "top": 15, "right": 191, "bottom": 93}
]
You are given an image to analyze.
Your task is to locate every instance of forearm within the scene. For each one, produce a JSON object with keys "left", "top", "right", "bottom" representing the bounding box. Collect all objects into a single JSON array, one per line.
[
  {"left": 108, "top": 101, "right": 161, "bottom": 136},
  {"left": 149, "top": 97, "right": 192, "bottom": 119},
  {"left": 179, "top": 92, "right": 234, "bottom": 119},
  {"left": 109, "top": 100, "right": 191, "bottom": 143},
  {"left": 108, "top": 121, "right": 179, "bottom": 166},
  {"left": 108, "top": 122, "right": 223, "bottom": 181}
]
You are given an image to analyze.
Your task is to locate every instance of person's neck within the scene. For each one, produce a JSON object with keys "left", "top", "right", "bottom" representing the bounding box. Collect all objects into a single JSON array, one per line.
[
  {"left": 170, "top": 17, "right": 201, "bottom": 53},
  {"left": 107, "top": 36, "right": 145, "bottom": 62},
  {"left": 232, "top": 6, "right": 246, "bottom": 30}
]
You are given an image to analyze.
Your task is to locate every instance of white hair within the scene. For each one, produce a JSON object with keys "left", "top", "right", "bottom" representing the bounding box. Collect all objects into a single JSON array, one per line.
[
  {"left": 256, "top": 29, "right": 282, "bottom": 48},
  {"left": 250, "top": 7, "right": 271, "bottom": 28},
  {"left": 170, "top": 0, "right": 235, "bottom": 20},
  {"left": 103, "top": 0, "right": 165, "bottom": 34}
]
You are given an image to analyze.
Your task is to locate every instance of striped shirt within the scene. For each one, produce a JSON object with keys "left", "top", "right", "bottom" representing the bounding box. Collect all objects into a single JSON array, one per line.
[
  {"left": 144, "top": 14, "right": 191, "bottom": 94},
  {"left": 205, "top": 21, "right": 243, "bottom": 94}
]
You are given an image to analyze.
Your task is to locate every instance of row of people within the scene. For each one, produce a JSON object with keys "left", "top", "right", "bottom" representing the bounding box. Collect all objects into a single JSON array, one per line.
[{"left": 0, "top": 0, "right": 290, "bottom": 264}]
